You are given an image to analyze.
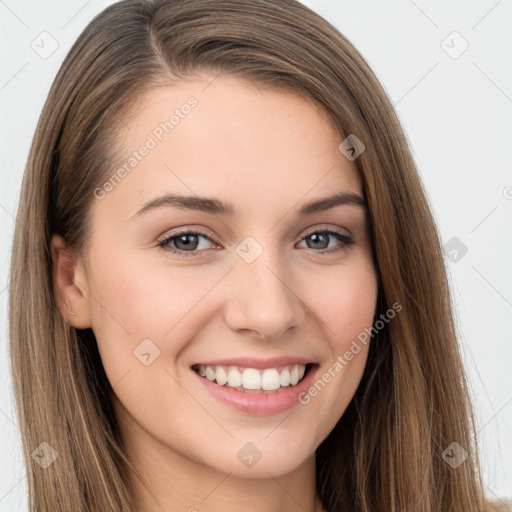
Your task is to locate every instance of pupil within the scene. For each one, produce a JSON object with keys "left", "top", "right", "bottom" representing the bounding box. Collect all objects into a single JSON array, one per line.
[
  {"left": 176, "top": 234, "right": 198, "bottom": 250},
  {"left": 309, "top": 233, "right": 328, "bottom": 249}
]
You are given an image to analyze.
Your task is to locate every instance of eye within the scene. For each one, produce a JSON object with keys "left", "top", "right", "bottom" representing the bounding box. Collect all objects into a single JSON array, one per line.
[
  {"left": 157, "top": 230, "right": 218, "bottom": 258},
  {"left": 297, "top": 227, "right": 355, "bottom": 255},
  {"left": 157, "top": 227, "right": 355, "bottom": 258}
]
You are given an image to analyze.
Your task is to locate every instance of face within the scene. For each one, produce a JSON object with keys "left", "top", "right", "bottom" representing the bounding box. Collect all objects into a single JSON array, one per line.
[{"left": 55, "top": 74, "right": 378, "bottom": 480}]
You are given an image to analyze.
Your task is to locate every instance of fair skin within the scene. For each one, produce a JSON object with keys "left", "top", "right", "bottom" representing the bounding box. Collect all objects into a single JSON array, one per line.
[{"left": 52, "top": 74, "right": 378, "bottom": 512}]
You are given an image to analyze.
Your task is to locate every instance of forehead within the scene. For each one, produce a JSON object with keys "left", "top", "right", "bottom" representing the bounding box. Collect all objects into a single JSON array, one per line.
[{"left": 95, "top": 74, "right": 362, "bottom": 220}]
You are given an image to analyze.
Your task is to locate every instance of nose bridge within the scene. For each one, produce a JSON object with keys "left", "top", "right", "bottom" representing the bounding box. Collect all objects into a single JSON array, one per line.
[{"left": 224, "top": 235, "right": 304, "bottom": 339}]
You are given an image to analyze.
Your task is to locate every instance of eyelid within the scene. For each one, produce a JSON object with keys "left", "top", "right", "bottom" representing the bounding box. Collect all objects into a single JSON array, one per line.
[
  {"left": 157, "top": 224, "right": 352, "bottom": 246},
  {"left": 156, "top": 226, "right": 220, "bottom": 245},
  {"left": 157, "top": 223, "right": 355, "bottom": 259},
  {"left": 299, "top": 224, "right": 352, "bottom": 240}
]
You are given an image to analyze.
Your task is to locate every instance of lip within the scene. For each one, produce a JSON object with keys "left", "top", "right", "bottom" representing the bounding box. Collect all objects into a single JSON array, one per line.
[
  {"left": 191, "top": 355, "right": 316, "bottom": 370},
  {"left": 192, "top": 362, "right": 320, "bottom": 415}
]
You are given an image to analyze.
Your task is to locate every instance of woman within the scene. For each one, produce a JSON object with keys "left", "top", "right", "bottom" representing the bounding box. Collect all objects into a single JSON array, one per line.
[{"left": 9, "top": 0, "right": 509, "bottom": 510}]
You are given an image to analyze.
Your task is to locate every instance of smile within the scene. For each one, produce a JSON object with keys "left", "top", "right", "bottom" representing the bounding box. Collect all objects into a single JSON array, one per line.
[{"left": 191, "top": 363, "right": 311, "bottom": 393}]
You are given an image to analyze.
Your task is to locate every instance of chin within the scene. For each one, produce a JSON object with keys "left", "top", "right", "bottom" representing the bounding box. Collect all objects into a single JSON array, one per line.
[{"left": 195, "top": 432, "right": 318, "bottom": 479}]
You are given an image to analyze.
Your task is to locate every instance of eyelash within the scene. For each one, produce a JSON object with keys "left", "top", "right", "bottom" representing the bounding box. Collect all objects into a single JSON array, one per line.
[{"left": 157, "top": 227, "right": 355, "bottom": 259}]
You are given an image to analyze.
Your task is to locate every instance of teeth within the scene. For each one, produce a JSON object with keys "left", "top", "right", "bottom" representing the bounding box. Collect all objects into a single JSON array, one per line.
[
  {"left": 194, "top": 363, "right": 309, "bottom": 392},
  {"left": 215, "top": 366, "right": 228, "bottom": 386},
  {"left": 227, "top": 368, "right": 242, "bottom": 387},
  {"left": 261, "top": 369, "right": 280, "bottom": 390},
  {"left": 205, "top": 366, "right": 216, "bottom": 381},
  {"left": 242, "top": 368, "right": 261, "bottom": 389},
  {"left": 290, "top": 365, "right": 299, "bottom": 385},
  {"left": 279, "top": 368, "right": 291, "bottom": 387}
]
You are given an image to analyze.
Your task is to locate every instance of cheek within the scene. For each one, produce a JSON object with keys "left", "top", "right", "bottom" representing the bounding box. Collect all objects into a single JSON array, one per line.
[
  {"left": 83, "top": 252, "right": 217, "bottom": 426},
  {"left": 84, "top": 247, "right": 218, "bottom": 387},
  {"left": 311, "top": 257, "right": 378, "bottom": 349},
  {"left": 87, "top": 247, "right": 214, "bottom": 337},
  {"left": 299, "top": 257, "right": 377, "bottom": 435}
]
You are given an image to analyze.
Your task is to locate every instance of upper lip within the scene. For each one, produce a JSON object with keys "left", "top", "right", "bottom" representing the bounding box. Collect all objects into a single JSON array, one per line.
[{"left": 191, "top": 355, "right": 317, "bottom": 370}]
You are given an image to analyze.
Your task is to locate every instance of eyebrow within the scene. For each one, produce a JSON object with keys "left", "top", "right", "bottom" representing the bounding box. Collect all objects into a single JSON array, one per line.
[{"left": 130, "top": 191, "right": 367, "bottom": 219}]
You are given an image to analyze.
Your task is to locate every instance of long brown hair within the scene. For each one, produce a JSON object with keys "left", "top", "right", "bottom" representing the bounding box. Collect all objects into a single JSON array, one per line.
[{"left": 9, "top": 0, "right": 507, "bottom": 510}]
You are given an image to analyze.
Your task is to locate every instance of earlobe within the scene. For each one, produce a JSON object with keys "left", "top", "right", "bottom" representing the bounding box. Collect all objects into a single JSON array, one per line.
[{"left": 50, "top": 234, "right": 92, "bottom": 329}]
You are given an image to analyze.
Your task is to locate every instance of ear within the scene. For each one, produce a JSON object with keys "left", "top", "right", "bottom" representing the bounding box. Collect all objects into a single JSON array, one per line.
[{"left": 50, "top": 234, "right": 92, "bottom": 328}]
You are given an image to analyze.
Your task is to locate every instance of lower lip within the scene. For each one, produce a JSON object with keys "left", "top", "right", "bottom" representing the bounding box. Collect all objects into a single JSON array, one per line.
[{"left": 192, "top": 364, "right": 319, "bottom": 415}]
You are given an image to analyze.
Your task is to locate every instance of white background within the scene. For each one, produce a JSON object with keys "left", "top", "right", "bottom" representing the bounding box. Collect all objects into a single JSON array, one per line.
[{"left": 1, "top": 1, "right": 511, "bottom": 510}]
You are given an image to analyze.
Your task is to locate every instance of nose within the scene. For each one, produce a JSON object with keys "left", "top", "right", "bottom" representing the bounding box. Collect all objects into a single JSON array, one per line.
[{"left": 223, "top": 244, "right": 305, "bottom": 341}]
